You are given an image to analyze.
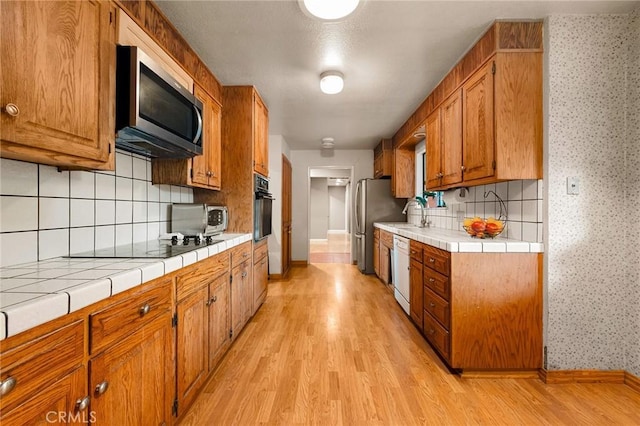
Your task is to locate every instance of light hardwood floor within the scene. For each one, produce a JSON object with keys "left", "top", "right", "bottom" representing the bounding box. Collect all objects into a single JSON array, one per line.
[
  {"left": 179, "top": 264, "right": 640, "bottom": 425},
  {"left": 309, "top": 233, "right": 351, "bottom": 264}
]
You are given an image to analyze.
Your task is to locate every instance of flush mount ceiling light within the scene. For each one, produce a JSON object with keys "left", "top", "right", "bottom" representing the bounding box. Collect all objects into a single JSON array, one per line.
[
  {"left": 413, "top": 131, "right": 426, "bottom": 139},
  {"left": 299, "top": 0, "right": 360, "bottom": 21},
  {"left": 321, "top": 137, "right": 335, "bottom": 149},
  {"left": 320, "top": 71, "right": 344, "bottom": 95}
]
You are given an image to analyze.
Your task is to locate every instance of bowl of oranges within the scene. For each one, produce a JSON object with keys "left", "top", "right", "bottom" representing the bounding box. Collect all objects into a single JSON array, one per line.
[{"left": 463, "top": 217, "right": 505, "bottom": 239}]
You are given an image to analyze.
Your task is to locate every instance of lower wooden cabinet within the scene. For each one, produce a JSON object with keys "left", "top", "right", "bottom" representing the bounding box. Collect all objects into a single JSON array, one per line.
[
  {"left": 252, "top": 240, "right": 268, "bottom": 315},
  {"left": 0, "top": 365, "right": 87, "bottom": 425},
  {"left": 231, "top": 259, "right": 251, "bottom": 341},
  {"left": 409, "top": 257, "right": 423, "bottom": 331},
  {"left": 90, "top": 315, "right": 173, "bottom": 425},
  {"left": 373, "top": 228, "right": 380, "bottom": 277},
  {"left": 175, "top": 253, "right": 231, "bottom": 417}
]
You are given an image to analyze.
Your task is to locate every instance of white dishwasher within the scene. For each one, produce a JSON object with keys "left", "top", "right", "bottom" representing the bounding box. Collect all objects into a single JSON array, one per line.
[{"left": 393, "top": 235, "right": 410, "bottom": 315}]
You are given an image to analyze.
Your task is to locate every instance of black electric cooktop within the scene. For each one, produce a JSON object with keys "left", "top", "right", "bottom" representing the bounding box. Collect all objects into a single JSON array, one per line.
[{"left": 67, "top": 236, "right": 223, "bottom": 259}]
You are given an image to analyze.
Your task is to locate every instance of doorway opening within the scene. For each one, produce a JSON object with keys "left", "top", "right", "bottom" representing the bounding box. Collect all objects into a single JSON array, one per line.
[{"left": 308, "top": 167, "right": 353, "bottom": 264}]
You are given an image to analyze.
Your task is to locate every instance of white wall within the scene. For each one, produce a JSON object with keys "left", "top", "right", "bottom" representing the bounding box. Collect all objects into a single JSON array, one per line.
[
  {"left": 267, "top": 135, "right": 291, "bottom": 275},
  {"left": 309, "top": 178, "right": 329, "bottom": 239},
  {"left": 545, "top": 13, "right": 637, "bottom": 375},
  {"left": 290, "top": 149, "right": 373, "bottom": 262},
  {"left": 328, "top": 186, "right": 347, "bottom": 231},
  {"left": 0, "top": 151, "right": 192, "bottom": 267}
]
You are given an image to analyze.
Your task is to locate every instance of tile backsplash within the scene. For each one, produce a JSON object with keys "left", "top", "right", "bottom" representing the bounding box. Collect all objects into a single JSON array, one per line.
[
  {"left": 0, "top": 150, "right": 193, "bottom": 267},
  {"left": 407, "top": 179, "right": 544, "bottom": 242}
]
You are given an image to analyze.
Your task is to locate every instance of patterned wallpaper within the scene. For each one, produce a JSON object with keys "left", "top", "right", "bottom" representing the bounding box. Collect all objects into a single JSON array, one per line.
[
  {"left": 626, "top": 7, "right": 640, "bottom": 378},
  {"left": 546, "top": 14, "right": 637, "bottom": 375}
]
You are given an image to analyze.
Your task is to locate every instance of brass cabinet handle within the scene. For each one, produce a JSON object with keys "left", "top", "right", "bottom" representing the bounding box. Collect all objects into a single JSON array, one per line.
[
  {"left": 429, "top": 278, "right": 435, "bottom": 283},
  {"left": 428, "top": 258, "right": 436, "bottom": 263},
  {"left": 207, "top": 295, "right": 218, "bottom": 306},
  {"left": 75, "top": 396, "right": 90, "bottom": 412},
  {"left": 139, "top": 304, "right": 150, "bottom": 316},
  {"left": 95, "top": 381, "right": 109, "bottom": 396},
  {"left": 0, "top": 376, "right": 17, "bottom": 396},
  {"left": 4, "top": 103, "right": 19, "bottom": 117}
]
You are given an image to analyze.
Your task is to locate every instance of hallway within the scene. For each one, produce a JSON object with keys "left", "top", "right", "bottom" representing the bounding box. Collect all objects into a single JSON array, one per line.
[
  {"left": 179, "top": 264, "right": 640, "bottom": 425},
  {"left": 309, "top": 232, "right": 351, "bottom": 264}
]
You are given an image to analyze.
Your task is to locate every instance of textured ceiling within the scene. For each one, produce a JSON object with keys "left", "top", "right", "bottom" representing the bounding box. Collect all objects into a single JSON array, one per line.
[{"left": 155, "top": 0, "right": 638, "bottom": 150}]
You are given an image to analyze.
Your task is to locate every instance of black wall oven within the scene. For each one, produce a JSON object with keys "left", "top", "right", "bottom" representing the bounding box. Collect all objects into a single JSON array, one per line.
[{"left": 254, "top": 174, "right": 273, "bottom": 241}]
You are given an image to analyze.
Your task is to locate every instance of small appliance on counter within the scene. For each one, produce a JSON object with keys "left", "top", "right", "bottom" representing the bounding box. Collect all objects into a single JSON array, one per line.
[{"left": 171, "top": 204, "right": 228, "bottom": 236}]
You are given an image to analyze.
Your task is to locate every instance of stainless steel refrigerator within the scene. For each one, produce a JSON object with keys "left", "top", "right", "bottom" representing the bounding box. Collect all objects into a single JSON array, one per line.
[{"left": 354, "top": 179, "right": 407, "bottom": 274}]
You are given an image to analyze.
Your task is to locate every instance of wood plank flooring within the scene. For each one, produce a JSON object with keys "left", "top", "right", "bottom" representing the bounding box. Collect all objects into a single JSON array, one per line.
[
  {"left": 179, "top": 264, "right": 640, "bottom": 425},
  {"left": 309, "top": 233, "right": 351, "bottom": 264}
]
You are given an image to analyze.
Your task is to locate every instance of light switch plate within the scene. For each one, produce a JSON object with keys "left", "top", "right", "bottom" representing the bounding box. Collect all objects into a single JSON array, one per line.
[
  {"left": 567, "top": 177, "right": 580, "bottom": 195},
  {"left": 456, "top": 210, "right": 465, "bottom": 222}
]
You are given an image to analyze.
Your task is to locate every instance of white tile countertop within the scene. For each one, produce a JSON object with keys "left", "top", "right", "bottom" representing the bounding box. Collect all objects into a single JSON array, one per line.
[
  {"left": 375, "top": 223, "right": 544, "bottom": 253},
  {"left": 0, "top": 233, "right": 252, "bottom": 340}
]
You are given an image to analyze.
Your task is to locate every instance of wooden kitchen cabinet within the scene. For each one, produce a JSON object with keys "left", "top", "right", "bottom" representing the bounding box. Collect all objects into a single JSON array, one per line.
[
  {"left": 175, "top": 253, "right": 230, "bottom": 416},
  {"left": 0, "top": 318, "right": 86, "bottom": 423},
  {"left": 373, "top": 139, "right": 393, "bottom": 178},
  {"left": 252, "top": 239, "right": 269, "bottom": 315},
  {"left": 419, "top": 243, "right": 542, "bottom": 371},
  {"left": 379, "top": 230, "right": 394, "bottom": 285},
  {"left": 409, "top": 240, "right": 424, "bottom": 331},
  {"left": 231, "top": 256, "right": 252, "bottom": 340},
  {"left": 373, "top": 228, "right": 380, "bottom": 277},
  {"left": 152, "top": 83, "right": 222, "bottom": 190},
  {"left": 253, "top": 92, "right": 269, "bottom": 177},
  {"left": 89, "top": 277, "right": 173, "bottom": 425},
  {"left": 1, "top": 0, "right": 116, "bottom": 170},
  {"left": 391, "top": 147, "right": 415, "bottom": 198},
  {"left": 90, "top": 315, "right": 173, "bottom": 425}
]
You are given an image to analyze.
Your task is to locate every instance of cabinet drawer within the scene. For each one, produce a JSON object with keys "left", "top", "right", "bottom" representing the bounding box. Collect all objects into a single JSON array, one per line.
[
  {"left": 0, "top": 319, "right": 84, "bottom": 413},
  {"left": 177, "top": 253, "right": 229, "bottom": 300},
  {"left": 423, "top": 244, "right": 450, "bottom": 276},
  {"left": 423, "top": 287, "right": 450, "bottom": 329},
  {"left": 380, "top": 230, "right": 394, "bottom": 248},
  {"left": 90, "top": 278, "right": 172, "bottom": 354},
  {"left": 231, "top": 242, "right": 252, "bottom": 269},
  {"left": 423, "top": 312, "right": 450, "bottom": 360},
  {"left": 424, "top": 268, "right": 450, "bottom": 301},
  {"left": 410, "top": 240, "right": 423, "bottom": 262},
  {"left": 253, "top": 240, "right": 268, "bottom": 263}
]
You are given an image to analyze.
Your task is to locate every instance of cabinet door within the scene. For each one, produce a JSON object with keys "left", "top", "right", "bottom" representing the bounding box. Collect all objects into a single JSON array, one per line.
[
  {"left": 230, "top": 264, "right": 246, "bottom": 338},
  {"left": 253, "top": 256, "right": 267, "bottom": 315},
  {"left": 441, "top": 91, "right": 463, "bottom": 186},
  {"left": 90, "top": 315, "right": 172, "bottom": 425},
  {"left": 409, "top": 258, "right": 423, "bottom": 331},
  {"left": 176, "top": 286, "right": 208, "bottom": 414},
  {"left": 192, "top": 84, "right": 222, "bottom": 189},
  {"left": 425, "top": 108, "right": 442, "bottom": 189},
  {"left": 0, "top": 366, "right": 87, "bottom": 425},
  {"left": 253, "top": 93, "right": 269, "bottom": 177},
  {"left": 462, "top": 60, "right": 495, "bottom": 182},
  {"left": 380, "top": 246, "right": 390, "bottom": 285},
  {"left": 1, "top": 0, "right": 115, "bottom": 170},
  {"left": 373, "top": 236, "right": 380, "bottom": 278},
  {"left": 208, "top": 274, "right": 230, "bottom": 372}
]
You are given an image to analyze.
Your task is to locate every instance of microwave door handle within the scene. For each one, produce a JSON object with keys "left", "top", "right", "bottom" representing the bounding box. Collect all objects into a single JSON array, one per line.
[{"left": 193, "top": 105, "right": 203, "bottom": 145}]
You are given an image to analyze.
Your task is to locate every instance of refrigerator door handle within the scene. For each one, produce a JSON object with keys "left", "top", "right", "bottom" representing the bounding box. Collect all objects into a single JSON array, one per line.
[{"left": 354, "top": 181, "right": 362, "bottom": 233}]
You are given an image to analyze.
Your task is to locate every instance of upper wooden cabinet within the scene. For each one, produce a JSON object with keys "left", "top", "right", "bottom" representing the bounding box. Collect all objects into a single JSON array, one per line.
[
  {"left": 152, "top": 84, "right": 222, "bottom": 190},
  {"left": 0, "top": 0, "right": 116, "bottom": 170},
  {"left": 391, "top": 147, "right": 415, "bottom": 198},
  {"left": 373, "top": 139, "right": 393, "bottom": 178},
  {"left": 253, "top": 91, "right": 269, "bottom": 177},
  {"left": 395, "top": 21, "right": 543, "bottom": 190}
]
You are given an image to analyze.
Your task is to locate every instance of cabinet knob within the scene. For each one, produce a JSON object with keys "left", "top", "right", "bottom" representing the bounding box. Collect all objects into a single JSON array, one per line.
[
  {"left": 429, "top": 328, "right": 435, "bottom": 335},
  {"left": 429, "top": 302, "right": 436, "bottom": 308},
  {"left": 207, "top": 295, "right": 218, "bottom": 306},
  {"left": 428, "top": 258, "right": 435, "bottom": 263},
  {"left": 242, "top": 271, "right": 248, "bottom": 278},
  {"left": 0, "top": 376, "right": 17, "bottom": 397},
  {"left": 429, "top": 278, "right": 435, "bottom": 283},
  {"left": 95, "top": 381, "right": 109, "bottom": 396},
  {"left": 461, "top": 165, "right": 466, "bottom": 171},
  {"left": 139, "top": 304, "right": 151, "bottom": 316},
  {"left": 4, "top": 103, "right": 19, "bottom": 117},
  {"left": 75, "top": 396, "right": 91, "bottom": 412}
]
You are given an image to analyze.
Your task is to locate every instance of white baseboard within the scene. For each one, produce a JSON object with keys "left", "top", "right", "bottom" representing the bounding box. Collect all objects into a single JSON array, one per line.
[
  {"left": 327, "top": 230, "right": 348, "bottom": 234},
  {"left": 309, "top": 238, "right": 328, "bottom": 242}
]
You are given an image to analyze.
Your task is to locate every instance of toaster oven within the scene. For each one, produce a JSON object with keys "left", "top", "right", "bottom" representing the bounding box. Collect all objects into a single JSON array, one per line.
[{"left": 171, "top": 204, "right": 228, "bottom": 236}]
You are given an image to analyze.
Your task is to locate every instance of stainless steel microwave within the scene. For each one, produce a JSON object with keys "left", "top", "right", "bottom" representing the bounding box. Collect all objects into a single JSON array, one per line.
[{"left": 115, "top": 46, "right": 203, "bottom": 158}]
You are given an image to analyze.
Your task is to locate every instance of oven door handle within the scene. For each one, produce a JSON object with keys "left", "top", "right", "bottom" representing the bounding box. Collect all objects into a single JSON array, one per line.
[{"left": 256, "top": 193, "right": 274, "bottom": 200}]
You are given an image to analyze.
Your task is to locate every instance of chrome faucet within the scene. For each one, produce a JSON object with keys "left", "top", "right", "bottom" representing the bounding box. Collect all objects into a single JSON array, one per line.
[{"left": 402, "top": 198, "right": 431, "bottom": 228}]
